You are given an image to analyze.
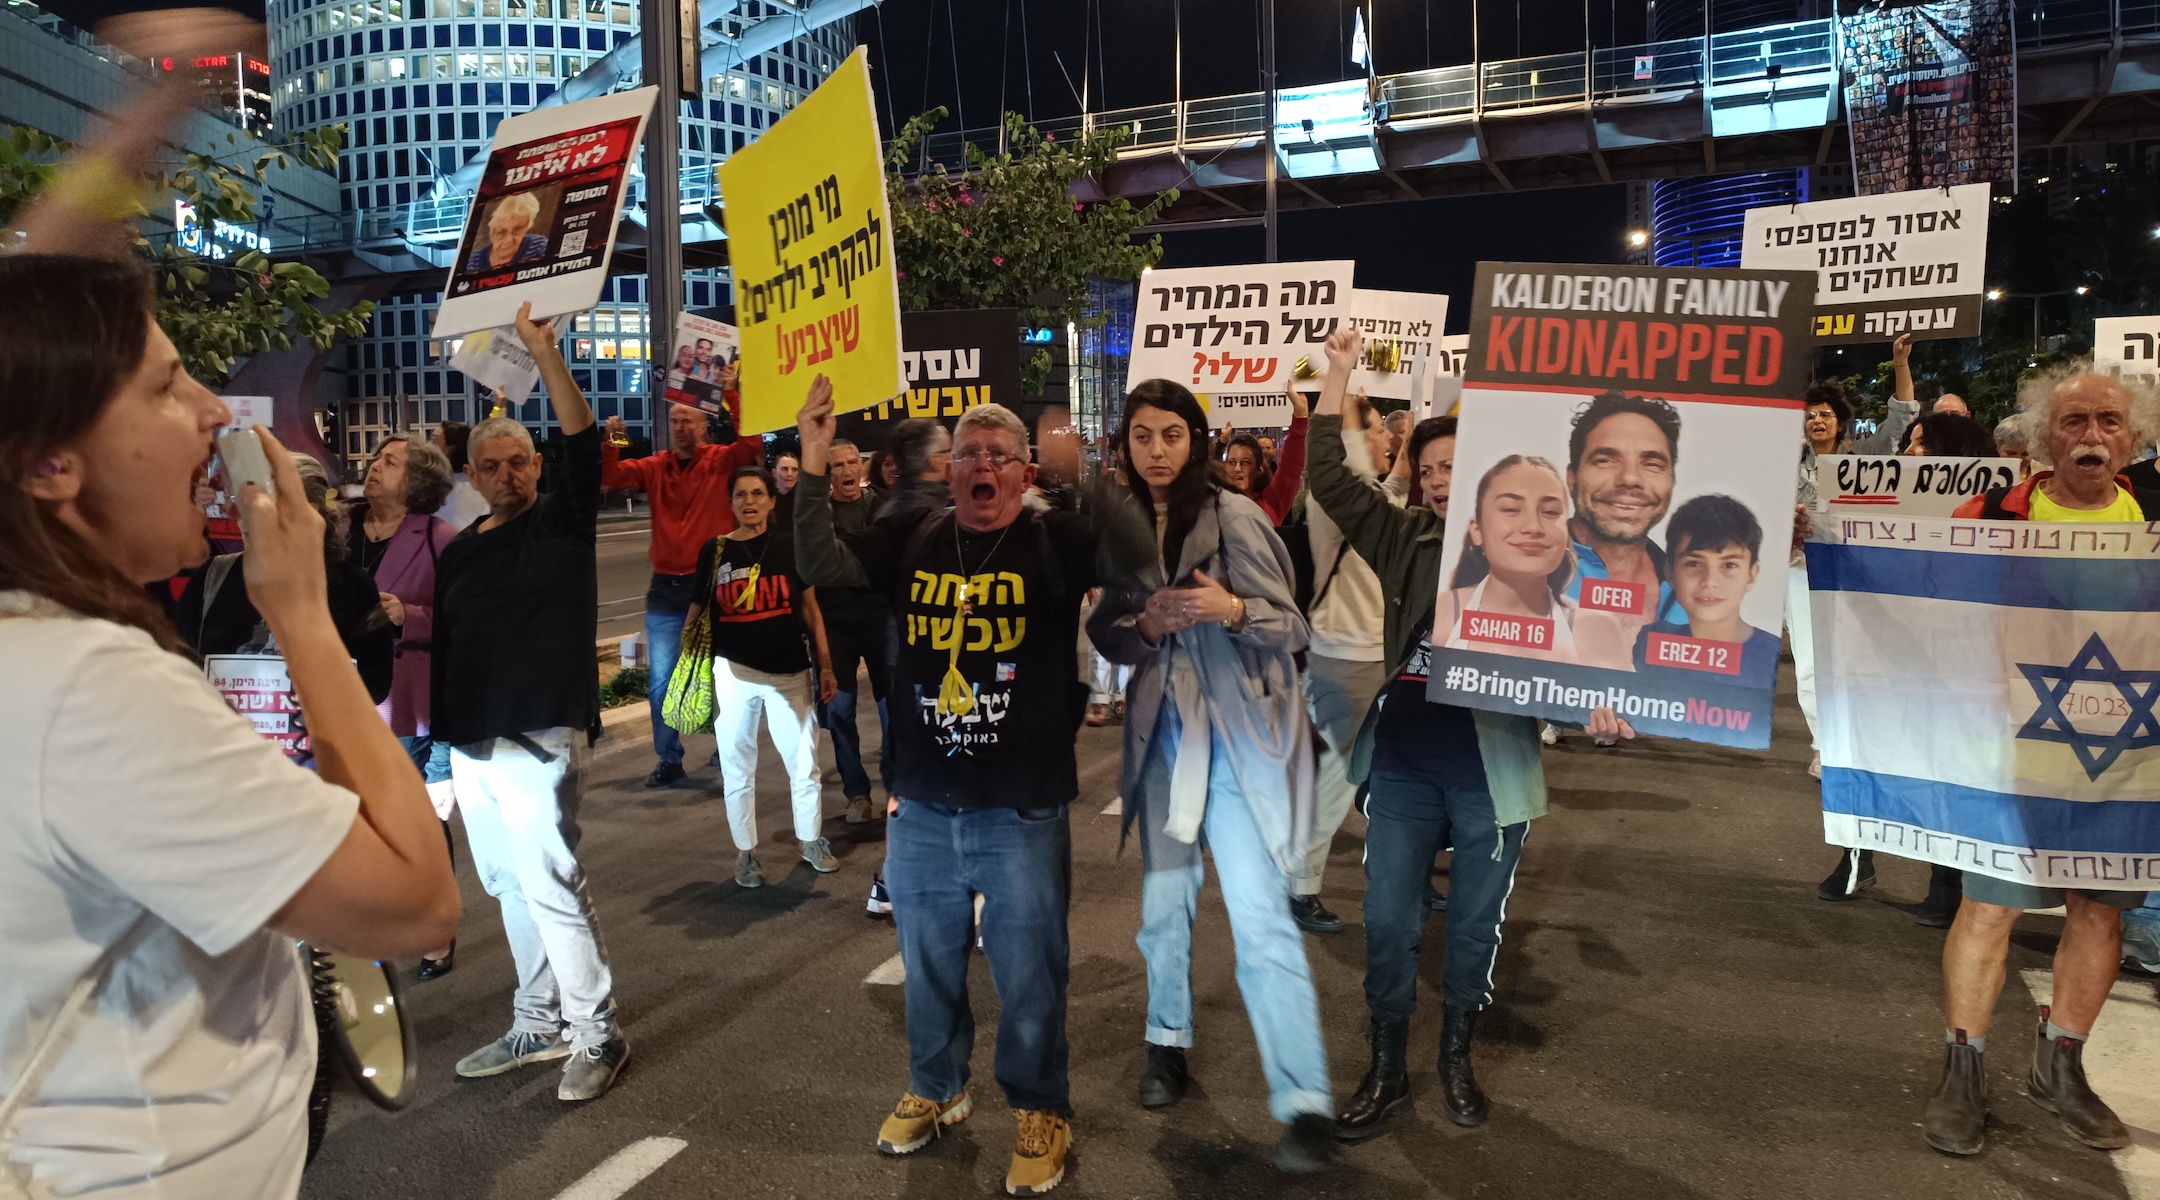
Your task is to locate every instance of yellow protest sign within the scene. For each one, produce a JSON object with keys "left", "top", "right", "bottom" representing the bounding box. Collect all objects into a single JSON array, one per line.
[{"left": 721, "top": 45, "right": 903, "bottom": 434}]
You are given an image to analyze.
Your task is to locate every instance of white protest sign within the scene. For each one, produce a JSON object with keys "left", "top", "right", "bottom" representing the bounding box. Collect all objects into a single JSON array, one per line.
[
  {"left": 2094, "top": 316, "right": 2160, "bottom": 380},
  {"left": 1130, "top": 261, "right": 1355, "bottom": 428},
  {"left": 1740, "top": 182, "right": 1989, "bottom": 344},
  {"left": 432, "top": 87, "right": 657, "bottom": 337},
  {"left": 661, "top": 312, "right": 740, "bottom": 417},
  {"left": 1421, "top": 334, "right": 1470, "bottom": 417},
  {"left": 206, "top": 654, "right": 305, "bottom": 760},
  {"left": 219, "top": 394, "right": 274, "bottom": 432},
  {"left": 1814, "top": 454, "right": 2020, "bottom": 516},
  {"left": 449, "top": 326, "right": 542, "bottom": 405},
  {"left": 1345, "top": 288, "right": 1448, "bottom": 401}
]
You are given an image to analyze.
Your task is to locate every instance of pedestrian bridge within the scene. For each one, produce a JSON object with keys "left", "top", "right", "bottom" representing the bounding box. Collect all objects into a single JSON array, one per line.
[{"left": 229, "top": 0, "right": 2160, "bottom": 286}]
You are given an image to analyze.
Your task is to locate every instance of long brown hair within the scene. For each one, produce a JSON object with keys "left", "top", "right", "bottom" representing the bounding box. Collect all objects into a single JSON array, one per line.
[{"left": 0, "top": 254, "right": 183, "bottom": 651}]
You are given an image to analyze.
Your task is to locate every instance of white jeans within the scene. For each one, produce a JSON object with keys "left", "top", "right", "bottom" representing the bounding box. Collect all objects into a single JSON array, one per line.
[
  {"left": 452, "top": 727, "right": 618, "bottom": 1050},
  {"left": 1298, "top": 652, "right": 1387, "bottom": 895},
  {"left": 714, "top": 656, "right": 825, "bottom": 849},
  {"left": 1786, "top": 561, "right": 1819, "bottom": 751}
]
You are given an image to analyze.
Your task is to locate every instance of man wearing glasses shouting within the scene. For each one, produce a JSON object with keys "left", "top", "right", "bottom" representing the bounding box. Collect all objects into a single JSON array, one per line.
[{"left": 793, "top": 379, "right": 1149, "bottom": 1197}]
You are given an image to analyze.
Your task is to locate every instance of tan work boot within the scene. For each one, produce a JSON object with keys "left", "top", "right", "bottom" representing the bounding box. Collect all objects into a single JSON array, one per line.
[
  {"left": 875, "top": 1090, "right": 971, "bottom": 1156},
  {"left": 1005, "top": 1109, "right": 1070, "bottom": 1196}
]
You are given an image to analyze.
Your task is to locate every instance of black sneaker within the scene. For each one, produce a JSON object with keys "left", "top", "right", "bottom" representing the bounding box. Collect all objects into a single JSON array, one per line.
[
  {"left": 644, "top": 761, "right": 686, "bottom": 788},
  {"left": 1914, "top": 865, "right": 1963, "bottom": 928},
  {"left": 1289, "top": 894, "right": 1343, "bottom": 934},
  {"left": 1816, "top": 848, "right": 1875, "bottom": 901},
  {"left": 866, "top": 875, "right": 893, "bottom": 918}
]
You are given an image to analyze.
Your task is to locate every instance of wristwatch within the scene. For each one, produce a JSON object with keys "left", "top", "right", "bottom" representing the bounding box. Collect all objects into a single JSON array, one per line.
[{"left": 1221, "top": 596, "right": 1245, "bottom": 630}]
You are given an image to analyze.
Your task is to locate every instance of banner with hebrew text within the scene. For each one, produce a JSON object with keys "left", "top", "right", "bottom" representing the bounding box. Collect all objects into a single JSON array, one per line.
[
  {"left": 1808, "top": 516, "right": 2160, "bottom": 888},
  {"left": 1740, "top": 184, "right": 1989, "bottom": 344},
  {"left": 836, "top": 309, "right": 1022, "bottom": 440},
  {"left": 1840, "top": 0, "right": 2017, "bottom": 195},
  {"left": 1128, "top": 261, "right": 1355, "bottom": 428},
  {"left": 2094, "top": 316, "right": 2160, "bottom": 381},
  {"left": 721, "top": 46, "right": 903, "bottom": 434}
]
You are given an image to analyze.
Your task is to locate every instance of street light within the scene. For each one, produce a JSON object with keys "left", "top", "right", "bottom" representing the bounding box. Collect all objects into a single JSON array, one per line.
[
  {"left": 1988, "top": 284, "right": 2094, "bottom": 348},
  {"left": 1626, "top": 229, "right": 1648, "bottom": 248}
]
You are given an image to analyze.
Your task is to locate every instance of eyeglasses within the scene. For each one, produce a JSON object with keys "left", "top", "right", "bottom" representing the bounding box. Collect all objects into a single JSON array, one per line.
[{"left": 954, "top": 449, "right": 1022, "bottom": 469}]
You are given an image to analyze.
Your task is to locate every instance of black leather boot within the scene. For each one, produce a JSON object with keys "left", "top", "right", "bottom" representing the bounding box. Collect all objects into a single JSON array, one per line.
[
  {"left": 1137, "top": 1044, "right": 1191, "bottom": 1109},
  {"left": 2029, "top": 1010, "right": 2131, "bottom": 1150},
  {"left": 1333, "top": 1019, "right": 1410, "bottom": 1141},
  {"left": 1913, "top": 864, "right": 1963, "bottom": 928},
  {"left": 1922, "top": 1034, "right": 1987, "bottom": 1155},
  {"left": 1437, "top": 1005, "right": 1488, "bottom": 1127}
]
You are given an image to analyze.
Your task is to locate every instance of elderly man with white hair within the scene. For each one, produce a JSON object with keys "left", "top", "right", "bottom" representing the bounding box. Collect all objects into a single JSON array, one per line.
[
  {"left": 1922, "top": 367, "right": 2160, "bottom": 1158},
  {"left": 465, "top": 190, "right": 549, "bottom": 272},
  {"left": 432, "top": 303, "right": 629, "bottom": 1102}
]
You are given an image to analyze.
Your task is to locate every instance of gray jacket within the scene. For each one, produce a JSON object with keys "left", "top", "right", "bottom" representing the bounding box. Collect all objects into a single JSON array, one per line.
[{"left": 1088, "top": 488, "right": 1316, "bottom": 877}]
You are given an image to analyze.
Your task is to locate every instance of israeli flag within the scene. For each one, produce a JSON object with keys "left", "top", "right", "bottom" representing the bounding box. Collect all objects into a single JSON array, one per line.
[
  {"left": 1350, "top": 8, "right": 1369, "bottom": 69},
  {"left": 1808, "top": 515, "right": 2160, "bottom": 889}
]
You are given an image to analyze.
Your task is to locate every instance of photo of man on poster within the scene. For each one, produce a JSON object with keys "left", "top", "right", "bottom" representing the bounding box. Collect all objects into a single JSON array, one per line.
[{"left": 1559, "top": 391, "right": 1687, "bottom": 642}]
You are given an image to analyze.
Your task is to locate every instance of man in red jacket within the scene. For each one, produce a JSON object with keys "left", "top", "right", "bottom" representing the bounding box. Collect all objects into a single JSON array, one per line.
[{"left": 602, "top": 368, "right": 762, "bottom": 786}]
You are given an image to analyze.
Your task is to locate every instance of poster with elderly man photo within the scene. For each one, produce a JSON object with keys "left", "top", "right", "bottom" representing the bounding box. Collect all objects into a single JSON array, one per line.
[
  {"left": 432, "top": 87, "right": 658, "bottom": 338},
  {"left": 1425, "top": 262, "right": 1816, "bottom": 749}
]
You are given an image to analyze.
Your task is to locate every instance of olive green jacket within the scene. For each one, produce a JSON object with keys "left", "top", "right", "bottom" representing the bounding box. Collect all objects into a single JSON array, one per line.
[{"left": 1303, "top": 414, "right": 1550, "bottom": 827}]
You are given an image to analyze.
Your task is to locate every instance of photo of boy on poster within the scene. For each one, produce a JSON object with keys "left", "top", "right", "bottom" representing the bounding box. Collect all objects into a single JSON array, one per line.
[{"left": 1428, "top": 262, "right": 1814, "bottom": 748}]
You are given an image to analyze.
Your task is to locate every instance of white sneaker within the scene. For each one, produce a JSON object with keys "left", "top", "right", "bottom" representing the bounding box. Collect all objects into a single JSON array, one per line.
[{"left": 1539, "top": 722, "right": 1559, "bottom": 746}]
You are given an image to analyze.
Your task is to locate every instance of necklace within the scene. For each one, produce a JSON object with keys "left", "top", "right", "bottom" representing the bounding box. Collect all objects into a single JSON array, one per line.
[{"left": 937, "top": 517, "right": 1018, "bottom": 716}]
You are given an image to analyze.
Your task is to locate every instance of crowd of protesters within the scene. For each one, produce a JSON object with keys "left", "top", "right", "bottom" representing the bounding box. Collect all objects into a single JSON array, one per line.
[{"left": 7, "top": 37, "right": 2160, "bottom": 1200}]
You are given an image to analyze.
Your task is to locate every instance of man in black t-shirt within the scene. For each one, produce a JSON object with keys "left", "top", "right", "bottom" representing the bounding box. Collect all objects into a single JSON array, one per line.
[
  {"left": 431, "top": 303, "right": 627, "bottom": 1102},
  {"left": 794, "top": 377, "right": 1148, "bottom": 1198}
]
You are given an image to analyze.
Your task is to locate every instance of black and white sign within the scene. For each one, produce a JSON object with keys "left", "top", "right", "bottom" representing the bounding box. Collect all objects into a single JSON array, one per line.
[
  {"left": 2094, "top": 316, "right": 2160, "bottom": 380},
  {"left": 1740, "top": 183, "right": 1989, "bottom": 344},
  {"left": 1814, "top": 454, "right": 2021, "bottom": 516}
]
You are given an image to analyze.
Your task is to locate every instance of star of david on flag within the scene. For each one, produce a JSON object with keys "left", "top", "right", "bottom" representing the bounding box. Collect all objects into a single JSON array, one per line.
[{"left": 2015, "top": 633, "right": 2160, "bottom": 781}]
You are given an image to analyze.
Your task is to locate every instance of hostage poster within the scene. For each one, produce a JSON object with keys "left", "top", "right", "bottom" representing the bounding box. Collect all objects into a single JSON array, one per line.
[
  {"left": 1424, "top": 262, "right": 1815, "bottom": 749},
  {"left": 1839, "top": 0, "right": 2017, "bottom": 195},
  {"left": 1127, "top": 261, "right": 1355, "bottom": 428},
  {"left": 432, "top": 87, "right": 657, "bottom": 337},
  {"left": 1740, "top": 184, "right": 1989, "bottom": 344},
  {"left": 661, "top": 312, "right": 741, "bottom": 418}
]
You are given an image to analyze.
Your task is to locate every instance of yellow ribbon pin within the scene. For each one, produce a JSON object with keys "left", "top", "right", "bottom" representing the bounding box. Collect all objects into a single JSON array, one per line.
[
  {"left": 735, "top": 564, "right": 761, "bottom": 611},
  {"left": 937, "top": 582, "right": 976, "bottom": 716}
]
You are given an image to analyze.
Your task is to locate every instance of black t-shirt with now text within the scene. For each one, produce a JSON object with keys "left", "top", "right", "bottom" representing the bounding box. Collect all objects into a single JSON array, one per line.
[{"left": 694, "top": 532, "right": 811, "bottom": 675}]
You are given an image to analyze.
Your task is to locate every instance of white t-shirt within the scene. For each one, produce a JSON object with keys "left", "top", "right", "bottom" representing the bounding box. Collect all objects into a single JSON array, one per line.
[
  {"left": 1306, "top": 433, "right": 1407, "bottom": 662},
  {"left": 0, "top": 594, "right": 358, "bottom": 1200}
]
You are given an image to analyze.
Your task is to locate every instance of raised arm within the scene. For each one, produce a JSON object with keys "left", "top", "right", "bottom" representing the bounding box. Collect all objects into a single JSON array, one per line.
[
  {"left": 517, "top": 301, "right": 592, "bottom": 436},
  {"left": 1308, "top": 328, "right": 1423, "bottom": 572},
  {"left": 792, "top": 374, "right": 873, "bottom": 588},
  {"left": 599, "top": 415, "right": 656, "bottom": 490},
  {"left": 1852, "top": 333, "right": 1918, "bottom": 454}
]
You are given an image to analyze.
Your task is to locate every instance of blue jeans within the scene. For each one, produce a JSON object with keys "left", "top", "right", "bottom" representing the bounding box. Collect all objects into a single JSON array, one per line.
[
  {"left": 1133, "top": 704, "right": 1331, "bottom": 1123},
  {"left": 645, "top": 573, "right": 695, "bottom": 767},
  {"left": 885, "top": 799, "right": 1071, "bottom": 1113},
  {"left": 821, "top": 635, "right": 891, "bottom": 798},
  {"left": 1363, "top": 761, "right": 1527, "bottom": 1022},
  {"left": 398, "top": 735, "right": 453, "bottom": 784}
]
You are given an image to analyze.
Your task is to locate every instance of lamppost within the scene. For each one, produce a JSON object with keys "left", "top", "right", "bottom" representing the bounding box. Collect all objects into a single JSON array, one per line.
[{"left": 1985, "top": 284, "right": 2091, "bottom": 350}]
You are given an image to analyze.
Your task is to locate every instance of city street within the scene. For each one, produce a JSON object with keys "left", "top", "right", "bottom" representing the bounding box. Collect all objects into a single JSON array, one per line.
[
  {"left": 299, "top": 663, "right": 2160, "bottom": 1200},
  {"left": 596, "top": 519, "right": 652, "bottom": 641}
]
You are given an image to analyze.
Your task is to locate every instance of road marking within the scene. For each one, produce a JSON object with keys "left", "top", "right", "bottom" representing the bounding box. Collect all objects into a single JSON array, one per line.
[
  {"left": 1101, "top": 795, "right": 1123, "bottom": 816},
  {"left": 551, "top": 1136, "right": 688, "bottom": 1200},
  {"left": 598, "top": 527, "right": 652, "bottom": 540},
  {"left": 865, "top": 953, "right": 905, "bottom": 985},
  {"left": 2020, "top": 968, "right": 2160, "bottom": 1199}
]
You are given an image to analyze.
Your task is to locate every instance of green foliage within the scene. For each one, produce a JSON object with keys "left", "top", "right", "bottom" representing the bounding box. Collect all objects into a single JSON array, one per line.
[
  {"left": 0, "top": 123, "right": 373, "bottom": 384},
  {"left": 885, "top": 109, "right": 1178, "bottom": 394},
  {"left": 601, "top": 666, "right": 650, "bottom": 708}
]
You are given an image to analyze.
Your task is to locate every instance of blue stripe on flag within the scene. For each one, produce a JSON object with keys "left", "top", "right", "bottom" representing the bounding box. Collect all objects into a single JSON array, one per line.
[
  {"left": 1824, "top": 765, "right": 2160, "bottom": 853},
  {"left": 1806, "top": 542, "right": 2160, "bottom": 612}
]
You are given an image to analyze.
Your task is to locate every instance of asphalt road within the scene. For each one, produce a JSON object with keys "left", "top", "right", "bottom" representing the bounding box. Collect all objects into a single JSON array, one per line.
[
  {"left": 300, "top": 662, "right": 2160, "bottom": 1200},
  {"left": 596, "top": 520, "right": 652, "bottom": 642}
]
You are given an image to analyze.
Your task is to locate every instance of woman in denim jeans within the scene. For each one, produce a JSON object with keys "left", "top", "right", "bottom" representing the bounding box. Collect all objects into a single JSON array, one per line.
[
  {"left": 1302, "top": 328, "right": 1631, "bottom": 1143},
  {"left": 1088, "top": 379, "right": 1334, "bottom": 1174}
]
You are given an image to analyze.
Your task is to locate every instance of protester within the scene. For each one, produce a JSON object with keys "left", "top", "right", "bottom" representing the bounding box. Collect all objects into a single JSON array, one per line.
[
  {"left": 878, "top": 417, "right": 953, "bottom": 519},
  {"left": 0, "top": 236, "right": 454, "bottom": 1200},
  {"left": 178, "top": 452, "right": 396, "bottom": 709},
  {"left": 1920, "top": 367, "right": 2160, "bottom": 1158},
  {"left": 600, "top": 385, "right": 757, "bottom": 790},
  {"left": 1293, "top": 393, "right": 1415, "bottom": 933},
  {"left": 1902, "top": 413, "right": 1994, "bottom": 458},
  {"left": 1222, "top": 419, "right": 1307, "bottom": 524},
  {"left": 432, "top": 420, "right": 492, "bottom": 530},
  {"left": 1931, "top": 392, "right": 1972, "bottom": 418},
  {"left": 775, "top": 451, "right": 801, "bottom": 493},
  {"left": 817, "top": 437, "right": 894, "bottom": 822},
  {"left": 688, "top": 464, "right": 840, "bottom": 885},
  {"left": 1994, "top": 415, "right": 2032, "bottom": 480},
  {"left": 436, "top": 302, "right": 629, "bottom": 1102},
  {"left": 872, "top": 448, "right": 901, "bottom": 493},
  {"left": 350, "top": 433, "right": 462, "bottom": 977},
  {"left": 1304, "top": 326, "right": 1633, "bottom": 1143},
  {"left": 1087, "top": 380, "right": 1335, "bottom": 1173},
  {"left": 795, "top": 379, "right": 1149, "bottom": 1196}
]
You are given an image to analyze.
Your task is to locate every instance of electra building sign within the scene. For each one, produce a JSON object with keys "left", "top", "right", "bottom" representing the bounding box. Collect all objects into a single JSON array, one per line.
[{"left": 174, "top": 200, "right": 273, "bottom": 259}]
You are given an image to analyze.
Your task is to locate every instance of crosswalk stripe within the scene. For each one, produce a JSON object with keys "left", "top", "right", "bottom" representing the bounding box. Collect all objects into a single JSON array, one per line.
[
  {"left": 2019, "top": 969, "right": 2160, "bottom": 1199},
  {"left": 864, "top": 953, "right": 906, "bottom": 985},
  {"left": 550, "top": 1136, "right": 688, "bottom": 1200}
]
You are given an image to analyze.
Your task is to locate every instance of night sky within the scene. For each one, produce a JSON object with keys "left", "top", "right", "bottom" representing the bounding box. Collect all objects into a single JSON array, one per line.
[{"left": 46, "top": 0, "right": 1637, "bottom": 320}]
